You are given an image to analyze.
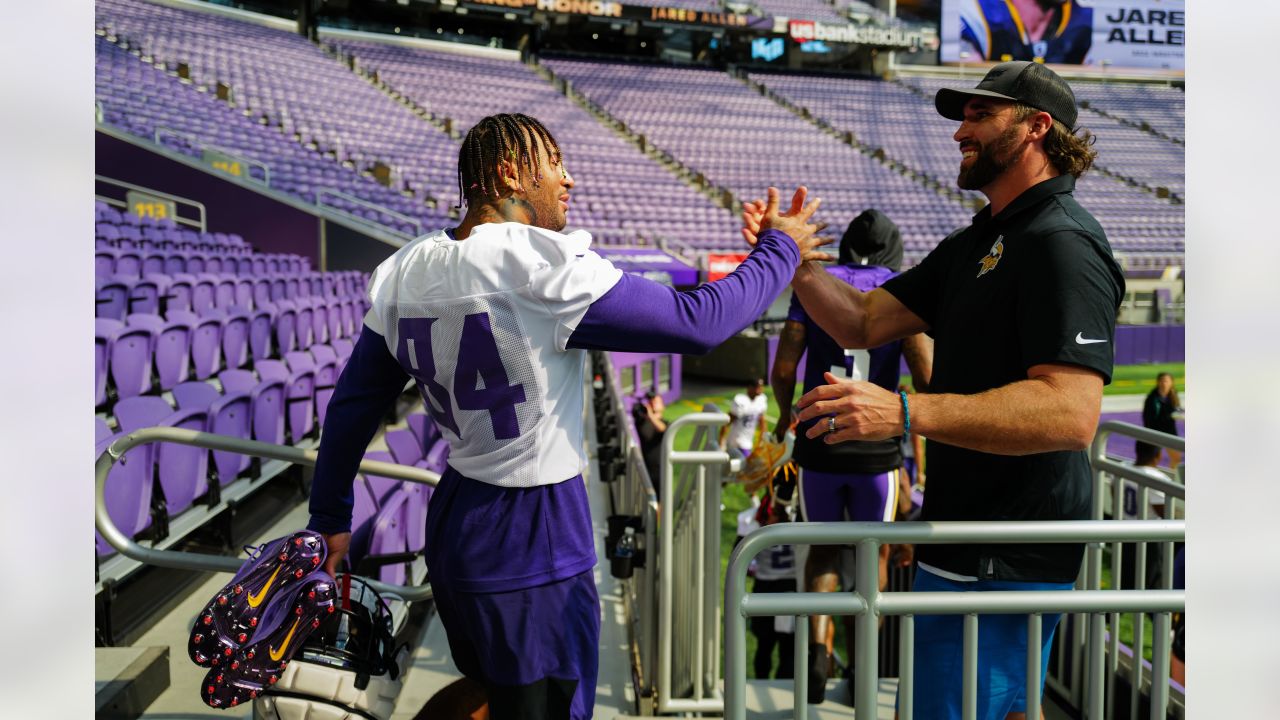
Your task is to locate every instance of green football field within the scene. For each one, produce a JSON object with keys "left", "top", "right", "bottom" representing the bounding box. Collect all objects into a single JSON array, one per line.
[{"left": 657, "top": 362, "right": 1183, "bottom": 675}]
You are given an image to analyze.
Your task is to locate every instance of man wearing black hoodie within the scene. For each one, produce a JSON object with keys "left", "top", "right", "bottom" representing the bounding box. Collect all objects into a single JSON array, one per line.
[{"left": 770, "top": 209, "right": 932, "bottom": 703}]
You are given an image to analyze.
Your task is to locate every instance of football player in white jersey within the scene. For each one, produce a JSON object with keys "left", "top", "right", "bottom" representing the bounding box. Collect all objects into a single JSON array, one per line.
[
  {"left": 724, "top": 378, "right": 769, "bottom": 456},
  {"left": 303, "top": 114, "right": 830, "bottom": 719}
]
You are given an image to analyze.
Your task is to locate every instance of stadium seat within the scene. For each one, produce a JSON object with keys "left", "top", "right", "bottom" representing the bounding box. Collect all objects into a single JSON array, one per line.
[
  {"left": 286, "top": 350, "right": 334, "bottom": 427},
  {"left": 384, "top": 429, "right": 425, "bottom": 469},
  {"left": 422, "top": 438, "right": 450, "bottom": 475},
  {"left": 96, "top": 279, "right": 130, "bottom": 321},
  {"left": 169, "top": 309, "right": 222, "bottom": 380},
  {"left": 96, "top": 249, "right": 116, "bottom": 279},
  {"left": 108, "top": 322, "right": 155, "bottom": 400},
  {"left": 219, "top": 369, "right": 287, "bottom": 447},
  {"left": 215, "top": 309, "right": 251, "bottom": 370},
  {"left": 95, "top": 318, "right": 118, "bottom": 408},
  {"left": 255, "top": 359, "right": 315, "bottom": 443},
  {"left": 172, "top": 380, "right": 253, "bottom": 484},
  {"left": 126, "top": 313, "right": 192, "bottom": 391},
  {"left": 127, "top": 276, "right": 164, "bottom": 317},
  {"left": 95, "top": 418, "right": 155, "bottom": 556},
  {"left": 245, "top": 305, "right": 274, "bottom": 362},
  {"left": 113, "top": 395, "right": 210, "bottom": 517},
  {"left": 272, "top": 300, "right": 298, "bottom": 354},
  {"left": 165, "top": 274, "right": 195, "bottom": 313},
  {"left": 407, "top": 412, "right": 439, "bottom": 450}
]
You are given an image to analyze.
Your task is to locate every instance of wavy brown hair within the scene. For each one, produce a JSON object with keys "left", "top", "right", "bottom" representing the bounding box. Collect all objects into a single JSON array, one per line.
[{"left": 1014, "top": 103, "right": 1098, "bottom": 178}]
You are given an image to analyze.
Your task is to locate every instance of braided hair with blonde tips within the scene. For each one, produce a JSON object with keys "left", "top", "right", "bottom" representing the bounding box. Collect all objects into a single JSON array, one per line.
[{"left": 456, "top": 113, "right": 561, "bottom": 209}]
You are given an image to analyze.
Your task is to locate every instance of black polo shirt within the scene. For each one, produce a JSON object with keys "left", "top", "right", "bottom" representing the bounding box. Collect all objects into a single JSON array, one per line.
[{"left": 882, "top": 174, "right": 1125, "bottom": 583}]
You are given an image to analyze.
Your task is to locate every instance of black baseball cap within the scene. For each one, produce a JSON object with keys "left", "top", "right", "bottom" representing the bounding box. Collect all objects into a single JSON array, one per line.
[{"left": 935, "top": 61, "right": 1078, "bottom": 129}]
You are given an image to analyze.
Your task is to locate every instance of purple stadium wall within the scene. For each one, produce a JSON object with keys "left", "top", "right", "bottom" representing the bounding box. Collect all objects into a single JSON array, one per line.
[
  {"left": 97, "top": 129, "right": 320, "bottom": 261},
  {"left": 611, "top": 352, "right": 683, "bottom": 408}
]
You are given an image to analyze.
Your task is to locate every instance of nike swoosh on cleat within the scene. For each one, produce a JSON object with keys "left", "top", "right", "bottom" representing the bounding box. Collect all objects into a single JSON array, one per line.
[
  {"left": 247, "top": 566, "right": 282, "bottom": 609},
  {"left": 269, "top": 619, "right": 302, "bottom": 662},
  {"left": 1075, "top": 332, "right": 1107, "bottom": 345}
]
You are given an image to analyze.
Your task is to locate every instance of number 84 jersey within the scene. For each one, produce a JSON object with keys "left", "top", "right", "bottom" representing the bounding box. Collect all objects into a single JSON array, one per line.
[{"left": 364, "top": 223, "right": 623, "bottom": 488}]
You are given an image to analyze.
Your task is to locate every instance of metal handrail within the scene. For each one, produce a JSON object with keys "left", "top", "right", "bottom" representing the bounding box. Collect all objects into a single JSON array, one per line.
[
  {"left": 95, "top": 174, "right": 208, "bottom": 232},
  {"left": 96, "top": 426, "right": 439, "bottom": 601},
  {"left": 315, "top": 188, "right": 423, "bottom": 239},
  {"left": 658, "top": 411, "right": 733, "bottom": 713},
  {"left": 725, "top": 520, "right": 1185, "bottom": 720}
]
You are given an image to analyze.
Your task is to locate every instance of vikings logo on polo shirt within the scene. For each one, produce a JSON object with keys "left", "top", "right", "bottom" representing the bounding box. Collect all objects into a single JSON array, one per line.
[{"left": 977, "top": 235, "right": 1004, "bottom": 278}]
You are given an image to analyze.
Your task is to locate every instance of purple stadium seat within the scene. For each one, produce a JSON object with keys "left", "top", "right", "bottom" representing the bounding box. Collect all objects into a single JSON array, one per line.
[
  {"left": 142, "top": 252, "right": 166, "bottom": 276},
  {"left": 218, "top": 310, "right": 251, "bottom": 369},
  {"left": 126, "top": 313, "right": 191, "bottom": 391},
  {"left": 307, "top": 300, "right": 328, "bottom": 346},
  {"left": 407, "top": 412, "right": 439, "bottom": 450},
  {"left": 96, "top": 249, "right": 117, "bottom": 279},
  {"left": 172, "top": 381, "right": 253, "bottom": 483},
  {"left": 383, "top": 428, "right": 424, "bottom": 468},
  {"left": 286, "top": 349, "right": 334, "bottom": 427},
  {"left": 347, "top": 475, "right": 382, "bottom": 567},
  {"left": 96, "top": 418, "right": 155, "bottom": 556},
  {"left": 272, "top": 301, "right": 297, "bottom": 354},
  {"left": 113, "top": 395, "right": 210, "bottom": 516},
  {"left": 252, "top": 278, "right": 272, "bottom": 308},
  {"left": 95, "top": 319, "right": 120, "bottom": 407},
  {"left": 364, "top": 490, "right": 410, "bottom": 586},
  {"left": 169, "top": 310, "right": 222, "bottom": 379},
  {"left": 360, "top": 450, "right": 403, "bottom": 506},
  {"left": 205, "top": 255, "right": 225, "bottom": 274},
  {"left": 246, "top": 306, "right": 274, "bottom": 361},
  {"left": 165, "top": 274, "right": 195, "bottom": 312},
  {"left": 191, "top": 275, "right": 217, "bottom": 314},
  {"left": 108, "top": 322, "right": 155, "bottom": 400},
  {"left": 115, "top": 250, "right": 143, "bottom": 279},
  {"left": 294, "top": 301, "right": 313, "bottom": 349},
  {"left": 186, "top": 253, "right": 206, "bottom": 275},
  {"left": 235, "top": 256, "right": 253, "bottom": 276},
  {"left": 326, "top": 300, "right": 345, "bottom": 342},
  {"left": 219, "top": 369, "right": 287, "bottom": 446},
  {"left": 234, "top": 278, "right": 254, "bottom": 309},
  {"left": 127, "top": 276, "right": 163, "bottom": 316},
  {"left": 97, "top": 279, "right": 130, "bottom": 321},
  {"left": 423, "top": 438, "right": 450, "bottom": 475},
  {"left": 332, "top": 337, "right": 354, "bottom": 376},
  {"left": 163, "top": 253, "right": 185, "bottom": 276},
  {"left": 402, "top": 480, "right": 429, "bottom": 556},
  {"left": 255, "top": 359, "right": 315, "bottom": 443},
  {"left": 214, "top": 277, "right": 236, "bottom": 309}
]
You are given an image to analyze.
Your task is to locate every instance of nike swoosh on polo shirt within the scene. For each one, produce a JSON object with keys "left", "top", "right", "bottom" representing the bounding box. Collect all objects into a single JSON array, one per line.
[{"left": 1075, "top": 332, "right": 1107, "bottom": 345}]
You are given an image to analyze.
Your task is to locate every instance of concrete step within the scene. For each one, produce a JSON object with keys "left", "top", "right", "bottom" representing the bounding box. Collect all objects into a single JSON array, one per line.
[{"left": 96, "top": 646, "right": 170, "bottom": 720}]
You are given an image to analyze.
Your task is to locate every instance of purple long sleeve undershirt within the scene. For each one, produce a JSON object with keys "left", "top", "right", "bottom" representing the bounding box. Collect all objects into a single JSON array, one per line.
[
  {"left": 307, "top": 228, "right": 799, "bottom": 534},
  {"left": 566, "top": 229, "right": 799, "bottom": 354}
]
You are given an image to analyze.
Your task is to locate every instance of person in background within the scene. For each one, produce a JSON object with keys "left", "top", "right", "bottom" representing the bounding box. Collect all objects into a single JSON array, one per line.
[
  {"left": 1142, "top": 372, "right": 1182, "bottom": 469},
  {"left": 724, "top": 378, "right": 770, "bottom": 459},
  {"left": 633, "top": 391, "right": 668, "bottom": 489},
  {"left": 735, "top": 491, "right": 797, "bottom": 681}
]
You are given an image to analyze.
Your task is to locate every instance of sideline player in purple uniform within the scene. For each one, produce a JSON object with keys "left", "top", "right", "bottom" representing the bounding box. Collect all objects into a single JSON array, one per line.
[
  {"left": 769, "top": 209, "right": 932, "bottom": 702},
  {"left": 304, "top": 114, "right": 830, "bottom": 719}
]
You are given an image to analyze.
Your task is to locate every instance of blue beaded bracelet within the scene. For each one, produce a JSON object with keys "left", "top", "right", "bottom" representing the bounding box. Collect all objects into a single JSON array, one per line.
[{"left": 899, "top": 390, "right": 911, "bottom": 435}]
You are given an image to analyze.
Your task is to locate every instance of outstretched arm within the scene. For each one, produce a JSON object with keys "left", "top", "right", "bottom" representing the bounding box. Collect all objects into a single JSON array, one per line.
[
  {"left": 770, "top": 320, "right": 806, "bottom": 440},
  {"left": 569, "top": 187, "right": 829, "bottom": 354}
]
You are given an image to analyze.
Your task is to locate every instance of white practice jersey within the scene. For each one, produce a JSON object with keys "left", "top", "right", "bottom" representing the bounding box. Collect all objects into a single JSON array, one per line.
[
  {"left": 1121, "top": 465, "right": 1169, "bottom": 520},
  {"left": 728, "top": 393, "right": 769, "bottom": 451},
  {"left": 364, "top": 223, "right": 623, "bottom": 487}
]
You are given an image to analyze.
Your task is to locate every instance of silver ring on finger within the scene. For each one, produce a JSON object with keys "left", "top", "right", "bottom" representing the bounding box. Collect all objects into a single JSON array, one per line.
[{"left": 827, "top": 416, "right": 837, "bottom": 434}]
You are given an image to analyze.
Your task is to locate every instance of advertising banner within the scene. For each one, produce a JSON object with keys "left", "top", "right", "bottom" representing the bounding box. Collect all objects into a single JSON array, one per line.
[
  {"left": 599, "top": 248, "right": 700, "bottom": 286},
  {"left": 464, "top": 0, "right": 770, "bottom": 28},
  {"left": 706, "top": 252, "right": 749, "bottom": 282},
  {"left": 786, "top": 19, "right": 936, "bottom": 51},
  {"left": 939, "top": 0, "right": 1184, "bottom": 70}
]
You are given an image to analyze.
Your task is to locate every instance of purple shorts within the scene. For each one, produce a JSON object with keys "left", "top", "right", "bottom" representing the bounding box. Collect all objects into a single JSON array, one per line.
[
  {"left": 799, "top": 467, "right": 898, "bottom": 523},
  {"left": 430, "top": 570, "right": 600, "bottom": 720}
]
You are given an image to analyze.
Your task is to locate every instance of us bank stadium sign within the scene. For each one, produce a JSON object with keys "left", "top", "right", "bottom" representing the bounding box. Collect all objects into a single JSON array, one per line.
[{"left": 787, "top": 19, "right": 935, "bottom": 51}]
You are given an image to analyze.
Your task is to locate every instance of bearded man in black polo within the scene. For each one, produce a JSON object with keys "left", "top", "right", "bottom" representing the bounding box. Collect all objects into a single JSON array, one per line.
[{"left": 743, "top": 61, "right": 1124, "bottom": 719}]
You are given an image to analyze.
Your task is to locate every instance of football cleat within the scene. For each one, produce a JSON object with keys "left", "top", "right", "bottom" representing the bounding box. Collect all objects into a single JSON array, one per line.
[
  {"left": 199, "top": 571, "right": 336, "bottom": 708},
  {"left": 187, "top": 530, "right": 327, "bottom": 668}
]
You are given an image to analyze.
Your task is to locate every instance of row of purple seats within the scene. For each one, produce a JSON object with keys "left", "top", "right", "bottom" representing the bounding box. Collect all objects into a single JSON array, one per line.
[
  {"left": 95, "top": 223, "right": 251, "bottom": 254},
  {"left": 95, "top": 304, "right": 359, "bottom": 407},
  {"left": 95, "top": 272, "right": 366, "bottom": 322},
  {"left": 384, "top": 422, "right": 449, "bottom": 476},
  {"left": 94, "top": 248, "right": 309, "bottom": 279}
]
